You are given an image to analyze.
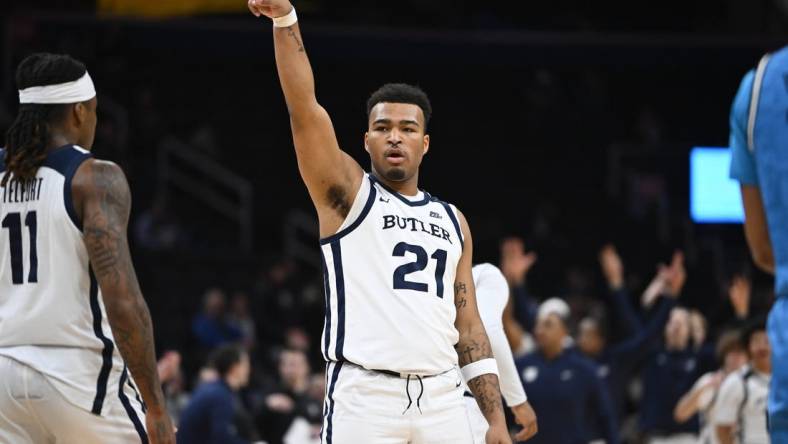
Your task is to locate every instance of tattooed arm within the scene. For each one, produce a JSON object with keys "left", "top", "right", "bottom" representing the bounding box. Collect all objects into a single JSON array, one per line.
[
  {"left": 248, "top": 0, "right": 362, "bottom": 237},
  {"left": 453, "top": 211, "right": 510, "bottom": 444},
  {"left": 72, "top": 160, "right": 175, "bottom": 444}
]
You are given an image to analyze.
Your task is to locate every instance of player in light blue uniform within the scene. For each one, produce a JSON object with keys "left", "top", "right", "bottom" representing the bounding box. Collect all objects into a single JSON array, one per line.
[{"left": 729, "top": 45, "right": 788, "bottom": 442}]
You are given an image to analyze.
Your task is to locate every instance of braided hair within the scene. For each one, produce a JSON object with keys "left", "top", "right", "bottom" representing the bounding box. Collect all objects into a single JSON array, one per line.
[{"left": 2, "top": 53, "right": 87, "bottom": 186}]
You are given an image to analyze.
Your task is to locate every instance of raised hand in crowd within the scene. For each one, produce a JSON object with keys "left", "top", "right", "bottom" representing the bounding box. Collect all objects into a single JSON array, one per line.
[
  {"left": 599, "top": 244, "right": 625, "bottom": 290},
  {"left": 500, "top": 237, "right": 537, "bottom": 287},
  {"left": 728, "top": 275, "right": 751, "bottom": 320}
]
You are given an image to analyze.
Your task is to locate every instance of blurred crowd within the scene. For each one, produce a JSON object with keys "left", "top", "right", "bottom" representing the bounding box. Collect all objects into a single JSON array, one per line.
[
  {"left": 151, "top": 237, "right": 772, "bottom": 444},
  {"left": 0, "top": 13, "right": 778, "bottom": 444}
]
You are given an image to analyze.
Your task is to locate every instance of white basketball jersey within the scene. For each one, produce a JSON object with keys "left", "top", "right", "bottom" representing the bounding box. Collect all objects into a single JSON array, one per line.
[
  {"left": 714, "top": 365, "right": 771, "bottom": 444},
  {"left": 320, "top": 174, "right": 464, "bottom": 375},
  {"left": 0, "top": 145, "right": 134, "bottom": 416}
]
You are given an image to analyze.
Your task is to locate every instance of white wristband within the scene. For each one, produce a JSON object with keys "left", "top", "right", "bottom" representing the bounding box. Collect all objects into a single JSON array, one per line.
[
  {"left": 461, "top": 358, "right": 499, "bottom": 382},
  {"left": 272, "top": 7, "right": 298, "bottom": 28}
]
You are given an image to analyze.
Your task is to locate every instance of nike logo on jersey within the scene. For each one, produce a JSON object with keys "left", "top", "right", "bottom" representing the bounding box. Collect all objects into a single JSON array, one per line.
[
  {"left": 379, "top": 196, "right": 390, "bottom": 203},
  {"left": 382, "top": 214, "right": 453, "bottom": 244}
]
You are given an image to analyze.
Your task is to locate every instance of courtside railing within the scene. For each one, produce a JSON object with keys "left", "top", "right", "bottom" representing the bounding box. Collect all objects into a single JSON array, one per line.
[{"left": 158, "top": 138, "right": 253, "bottom": 252}]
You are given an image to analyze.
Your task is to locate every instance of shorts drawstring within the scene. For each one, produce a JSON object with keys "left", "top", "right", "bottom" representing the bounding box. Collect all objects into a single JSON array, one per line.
[
  {"left": 402, "top": 375, "right": 413, "bottom": 415},
  {"left": 415, "top": 375, "right": 424, "bottom": 414},
  {"left": 402, "top": 375, "right": 425, "bottom": 415}
]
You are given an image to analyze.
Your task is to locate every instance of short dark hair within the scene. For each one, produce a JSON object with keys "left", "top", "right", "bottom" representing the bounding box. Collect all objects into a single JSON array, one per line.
[
  {"left": 209, "top": 344, "right": 246, "bottom": 378},
  {"left": 741, "top": 316, "right": 767, "bottom": 349},
  {"left": 3, "top": 53, "right": 87, "bottom": 186},
  {"left": 366, "top": 83, "right": 432, "bottom": 129},
  {"left": 715, "top": 329, "right": 744, "bottom": 362}
]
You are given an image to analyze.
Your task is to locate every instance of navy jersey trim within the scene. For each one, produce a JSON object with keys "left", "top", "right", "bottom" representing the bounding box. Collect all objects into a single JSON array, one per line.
[
  {"left": 321, "top": 252, "right": 332, "bottom": 361},
  {"left": 324, "top": 361, "right": 343, "bottom": 444},
  {"left": 738, "top": 368, "right": 755, "bottom": 443},
  {"left": 319, "top": 176, "right": 377, "bottom": 246},
  {"left": 128, "top": 379, "right": 146, "bottom": 414},
  {"left": 119, "top": 366, "right": 149, "bottom": 444},
  {"left": 330, "top": 242, "right": 346, "bottom": 361},
  {"left": 42, "top": 145, "right": 92, "bottom": 231},
  {"left": 89, "top": 267, "right": 115, "bottom": 415},
  {"left": 319, "top": 367, "right": 329, "bottom": 440},
  {"left": 435, "top": 200, "right": 464, "bottom": 251},
  {"left": 368, "top": 174, "right": 431, "bottom": 206},
  {"left": 0, "top": 148, "right": 5, "bottom": 173}
]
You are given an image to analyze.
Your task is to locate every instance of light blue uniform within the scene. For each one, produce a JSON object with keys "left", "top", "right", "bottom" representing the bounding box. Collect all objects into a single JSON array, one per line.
[{"left": 729, "top": 46, "right": 788, "bottom": 440}]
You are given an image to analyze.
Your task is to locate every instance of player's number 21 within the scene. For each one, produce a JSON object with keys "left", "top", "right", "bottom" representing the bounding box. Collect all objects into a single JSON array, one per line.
[{"left": 392, "top": 242, "right": 448, "bottom": 298}]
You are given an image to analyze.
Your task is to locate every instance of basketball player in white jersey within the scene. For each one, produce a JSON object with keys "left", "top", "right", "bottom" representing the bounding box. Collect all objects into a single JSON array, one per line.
[
  {"left": 247, "top": 1, "right": 510, "bottom": 443},
  {"left": 0, "top": 53, "right": 175, "bottom": 443},
  {"left": 713, "top": 320, "right": 771, "bottom": 444},
  {"left": 465, "top": 263, "right": 538, "bottom": 442}
]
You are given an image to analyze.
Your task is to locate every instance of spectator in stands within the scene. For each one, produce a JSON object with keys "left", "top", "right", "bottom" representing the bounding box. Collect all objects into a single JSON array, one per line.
[
  {"left": 713, "top": 319, "right": 771, "bottom": 444},
  {"left": 228, "top": 291, "right": 257, "bottom": 351},
  {"left": 281, "top": 372, "right": 326, "bottom": 444},
  {"left": 674, "top": 330, "right": 748, "bottom": 444},
  {"left": 500, "top": 237, "right": 540, "bottom": 334},
  {"left": 157, "top": 350, "right": 190, "bottom": 426},
  {"left": 257, "top": 348, "right": 321, "bottom": 444},
  {"left": 253, "top": 256, "right": 300, "bottom": 348},
  {"left": 283, "top": 327, "right": 310, "bottom": 353},
  {"left": 516, "top": 298, "right": 620, "bottom": 444},
  {"left": 178, "top": 345, "right": 259, "bottom": 444},
  {"left": 133, "top": 196, "right": 183, "bottom": 251},
  {"left": 689, "top": 309, "right": 710, "bottom": 352},
  {"left": 192, "top": 288, "right": 243, "bottom": 350},
  {"left": 578, "top": 246, "right": 683, "bottom": 438},
  {"left": 639, "top": 301, "right": 707, "bottom": 443}
]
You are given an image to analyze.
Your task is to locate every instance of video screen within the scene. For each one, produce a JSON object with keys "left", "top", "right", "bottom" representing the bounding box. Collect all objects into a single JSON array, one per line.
[{"left": 690, "top": 147, "right": 744, "bottom": 224}]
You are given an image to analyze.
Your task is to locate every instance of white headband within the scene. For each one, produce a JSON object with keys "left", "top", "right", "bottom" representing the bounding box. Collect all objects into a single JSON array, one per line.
[{"left": 18, "top": 72, "right": 96, "bottom": 104}]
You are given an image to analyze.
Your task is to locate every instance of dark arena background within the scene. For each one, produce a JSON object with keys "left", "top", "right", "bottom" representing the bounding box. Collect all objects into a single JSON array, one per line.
[{"left": 1, "top": 1, "right": 786, "bottom": 443}]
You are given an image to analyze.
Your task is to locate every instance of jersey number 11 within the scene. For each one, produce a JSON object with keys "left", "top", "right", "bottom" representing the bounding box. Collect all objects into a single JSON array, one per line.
[{"left": 2, "top": 211, "right": 38, "bottom": 285}]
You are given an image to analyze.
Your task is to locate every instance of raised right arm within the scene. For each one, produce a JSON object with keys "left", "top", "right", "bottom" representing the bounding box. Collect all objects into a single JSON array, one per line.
[
  {"left": 249, "top": 0, "right": 363, "bottom": 235},
  {"left": 599, "top": 244, "right": 643, "bottom": 337}
]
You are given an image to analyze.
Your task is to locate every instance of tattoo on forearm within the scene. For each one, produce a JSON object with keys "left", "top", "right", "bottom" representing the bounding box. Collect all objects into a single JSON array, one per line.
[
  {"left": 467, "top": 373, "right": 504, "bottom": 417},
  {"left": 454, "top": 337, "right": 493, "bottom": 367},
  {"left": 454, "top": 282, "right": 467, "bottom": 295},
  {"left": 286, "top": 27, "right": 305, "bottom": 52},
  {"left": 455, "top": 334, "right": 493, "bottom": 367},
  {"left": 458, "top": 328, "right": 502, "bottom": 418},
  {"left": 83, "top": 162, "right": 164, "bottom": 409}
]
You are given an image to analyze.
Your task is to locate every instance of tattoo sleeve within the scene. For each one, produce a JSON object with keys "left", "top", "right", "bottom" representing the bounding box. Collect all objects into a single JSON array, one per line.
[
  {"left": 454, "top": 280, "right": 505, "bottom": 425},
  {"left": 81, "top": 161, "right": 165, "bottom": 411}
]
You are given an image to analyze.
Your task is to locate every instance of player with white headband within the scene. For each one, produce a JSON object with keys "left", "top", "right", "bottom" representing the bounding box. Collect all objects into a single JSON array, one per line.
[
  {"left": 17, "top": 70, "right": 96, "bottom": 105},
  {"left": 0, "top": 53, "right": 174, "bottom": 443}
]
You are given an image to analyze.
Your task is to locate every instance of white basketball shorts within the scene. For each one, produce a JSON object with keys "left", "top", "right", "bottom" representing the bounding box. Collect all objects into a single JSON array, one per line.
[
  {"left": 0, "top": 354, "right": 147, "bottom": 444},
  {"left": 320, "top": 361, "right": 474, "bottom": 444}
]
